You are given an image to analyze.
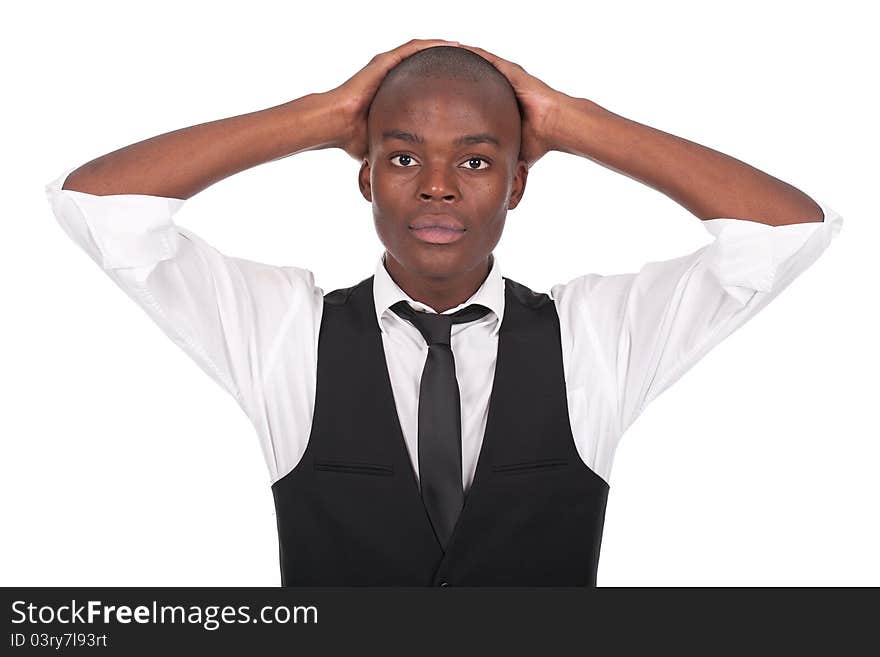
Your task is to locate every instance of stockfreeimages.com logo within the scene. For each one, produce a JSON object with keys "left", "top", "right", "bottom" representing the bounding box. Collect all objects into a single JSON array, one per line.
[{"left": 11, "top": 599, "right": 317, "bottom": 631}]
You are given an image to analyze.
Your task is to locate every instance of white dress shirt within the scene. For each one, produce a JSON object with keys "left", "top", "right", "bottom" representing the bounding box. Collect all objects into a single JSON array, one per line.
[{"left": 45, "top": 166, "right": 843, "bottom": 490}]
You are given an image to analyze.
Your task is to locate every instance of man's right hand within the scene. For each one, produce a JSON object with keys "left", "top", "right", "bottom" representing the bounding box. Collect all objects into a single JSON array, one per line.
[
  {"left": 326, "top": 38, "right": 460, "bottom": 162},
  {"left": 61, "top": 38, "right": 459, "bottom": 199}
]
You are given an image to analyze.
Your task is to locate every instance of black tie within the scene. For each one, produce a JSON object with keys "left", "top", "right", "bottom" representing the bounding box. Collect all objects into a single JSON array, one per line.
[{"left": 390, "top": 300, "right": 493, "bottom": 550}]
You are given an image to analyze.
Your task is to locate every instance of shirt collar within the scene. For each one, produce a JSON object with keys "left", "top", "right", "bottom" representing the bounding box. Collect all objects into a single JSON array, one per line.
[{"left": 373, "top": 252, "right": 505, "bottom": 338}]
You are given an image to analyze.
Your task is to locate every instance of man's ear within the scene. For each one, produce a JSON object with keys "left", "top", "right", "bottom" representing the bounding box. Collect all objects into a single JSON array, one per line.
[
  {"left": 507, "top": 159, "right": 529, "bottom": 210},
  {"left": 358, "top": 159, "right": 372, "bottom": 202}
]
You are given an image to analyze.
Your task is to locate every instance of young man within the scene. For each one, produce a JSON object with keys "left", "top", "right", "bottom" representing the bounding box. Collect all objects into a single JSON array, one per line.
[{"left": 45, "top": 39, "right": 842, "bottom": 586}]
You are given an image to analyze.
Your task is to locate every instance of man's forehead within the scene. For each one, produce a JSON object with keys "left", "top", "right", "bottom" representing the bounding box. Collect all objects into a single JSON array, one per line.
[
  {"left": 372, "top": 92, "right": 517, "bottom": 143},
  {"left": 383, "top": 72, "right": 497, "bottom": 97},
  {"left": 369, "top": 76, "right": 520, "bottom": 149},
  {"left": 376, "top": 75, "right": 515, "bottom": 115},
  {"left": 382, "top": 128, "right": 502, "bottom": 148}
]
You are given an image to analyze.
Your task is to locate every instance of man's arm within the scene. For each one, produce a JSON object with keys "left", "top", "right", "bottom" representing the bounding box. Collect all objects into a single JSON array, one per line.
[
  {"left": 456, "top": 43, "right": 841, "bottom": 449},
  {"left": 61, "top": 92, "right": 346, "bottom": 200},
  {"left": 62, "top": 38, "right": 460, "bottom": 200},
  {"left": 47, "top": 39, "right": 460, "bottom": 483},
  {"left": 548, "top": 97, "right": 823, "bottom": 226},
  {"left": 455, "top": 42, "right": 823, "bottom": 227}
]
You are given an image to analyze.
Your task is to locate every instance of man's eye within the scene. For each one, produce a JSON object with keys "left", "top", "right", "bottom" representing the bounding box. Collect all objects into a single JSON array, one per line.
[
  {"left": 389, "top": 155, "right": 489, "bottom": 170},
  {"left": 462, "top": 157, "right": 490, "bottom": 170},
  {"left": 390, "top": 154, "right": 417, "bottom": 167}
]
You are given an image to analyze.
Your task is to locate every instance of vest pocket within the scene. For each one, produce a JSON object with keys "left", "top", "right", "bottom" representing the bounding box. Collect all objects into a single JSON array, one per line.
[
  {"left": 313, "top": 460, "right": 394, "bottom": 476},
  {"left": 492, "top": 458, "right": 569, "bottom": 475}
]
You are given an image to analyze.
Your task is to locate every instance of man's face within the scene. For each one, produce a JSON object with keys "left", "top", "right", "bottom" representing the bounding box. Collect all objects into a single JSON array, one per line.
[{"left": 359, "top": 75, "right": 528, "bottom": 280}]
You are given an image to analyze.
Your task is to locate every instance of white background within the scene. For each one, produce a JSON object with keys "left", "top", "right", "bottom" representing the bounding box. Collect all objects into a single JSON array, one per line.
[{"left": 4, "top": 0, "right": 876, "bottom": 586}]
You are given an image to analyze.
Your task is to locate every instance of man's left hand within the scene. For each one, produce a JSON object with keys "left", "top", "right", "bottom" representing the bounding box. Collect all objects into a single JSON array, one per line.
[{"left": 454, "top": 43, "right": 571, "bottom": 168}]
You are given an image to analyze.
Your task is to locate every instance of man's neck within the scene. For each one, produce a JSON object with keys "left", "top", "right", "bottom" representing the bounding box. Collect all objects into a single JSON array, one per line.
[{"left": 384, "top": 253, "right": 493, "bottom": 314}]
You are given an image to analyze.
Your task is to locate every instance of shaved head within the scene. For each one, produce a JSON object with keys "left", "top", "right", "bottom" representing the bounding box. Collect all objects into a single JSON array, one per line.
[
  {"left": 367, "top": 46, "right": 522, "bottom": 153},
  {"left": 372, "top": 45, "right": 519, "bottom": 101}
]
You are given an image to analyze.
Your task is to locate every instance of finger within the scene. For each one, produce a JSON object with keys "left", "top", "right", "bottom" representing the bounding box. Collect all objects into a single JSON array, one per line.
[
  {"left": 375, "top": 39, "right": 461, "bottom": 69},
  {"left": 462, "top": 44, "right": 524, "bottom": 75},
  {"left": 393, "top": 38, "right": 460, "bottom": 57},
  {"left": 454, "top": 43, "right": 501, "bottom": 63},
  {"left": 372, "top": 40, "right": 451, "bottom": 64},
  {"left": 453, "top": 43, "right": 520, "bottom": 76}
]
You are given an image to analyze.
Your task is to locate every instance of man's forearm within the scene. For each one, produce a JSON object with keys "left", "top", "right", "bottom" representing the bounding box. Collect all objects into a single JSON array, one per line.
[
  {"left": 550, "top": 96, "right": 823, "bottom": 226},
  {"left": 62, "top": 92, "right": 345, "bottom": 200}
]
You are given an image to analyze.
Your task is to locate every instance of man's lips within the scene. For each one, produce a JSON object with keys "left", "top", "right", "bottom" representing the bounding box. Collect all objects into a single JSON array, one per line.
[
  {"left": 408, "top": 214, "right": 467, "bottom": 244},
  {"left": 409, "top": 214, "right": 466, "bottom": 231}
]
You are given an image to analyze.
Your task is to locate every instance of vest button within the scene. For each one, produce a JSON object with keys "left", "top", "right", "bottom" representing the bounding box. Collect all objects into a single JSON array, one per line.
[{"left": 439, "top": 581, "right": 449, "bottom": 587}]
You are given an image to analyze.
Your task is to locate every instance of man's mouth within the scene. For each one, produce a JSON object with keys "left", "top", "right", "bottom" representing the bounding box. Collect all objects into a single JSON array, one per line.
[
  {"left": 409, "top": 225, "right": 467, "bottom": 245},
  {"left": 409, "top": 214, "right": 466, "bottom": 231}
]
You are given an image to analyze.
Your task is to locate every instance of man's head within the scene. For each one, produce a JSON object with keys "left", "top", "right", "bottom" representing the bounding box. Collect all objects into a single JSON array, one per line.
[{"left": 358, "top": 45, "right": 528, "bottom": 283}]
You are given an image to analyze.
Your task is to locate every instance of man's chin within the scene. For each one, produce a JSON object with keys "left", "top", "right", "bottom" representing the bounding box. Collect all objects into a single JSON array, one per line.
[{"left": 400, "top": 250, "right": 469, "bottom": 279}]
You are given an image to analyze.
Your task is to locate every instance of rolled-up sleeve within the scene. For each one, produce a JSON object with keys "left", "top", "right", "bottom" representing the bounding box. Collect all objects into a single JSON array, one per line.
[
  {"left": 44, "top": 167, "right": 310, "bottom": 427},
  {"left": 701, "top": 199, "right": 843, "bottom": 307},
  {"left": 45, "top": 166, "right": 185, "bottom": 270},
  {"left": 553, "top": 198, "right": 843, "bottom": 439}
]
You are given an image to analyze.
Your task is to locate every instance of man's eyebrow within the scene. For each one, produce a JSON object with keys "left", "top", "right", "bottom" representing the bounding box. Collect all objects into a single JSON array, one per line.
[
  {"left": 456, "top": 133, "right": 501, "bottom": 147},
  {"left": 382, "top": 129, "right": 500, "bottom": 147}
]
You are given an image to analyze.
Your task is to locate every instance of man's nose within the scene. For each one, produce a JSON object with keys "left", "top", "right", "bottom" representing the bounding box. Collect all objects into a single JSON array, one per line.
[{"left": 418, "top": 165, "right": 458, "bottom": 201}]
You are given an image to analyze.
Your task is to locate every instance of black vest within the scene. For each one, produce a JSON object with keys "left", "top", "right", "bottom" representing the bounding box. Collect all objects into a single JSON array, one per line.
[{"left": 271, "top": 275, "right": 610, "bottom": 586}]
